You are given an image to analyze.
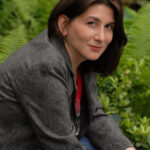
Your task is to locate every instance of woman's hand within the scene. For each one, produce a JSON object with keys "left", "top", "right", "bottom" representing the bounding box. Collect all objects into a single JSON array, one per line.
[{"left": 126, "top": 147, "right": 136, "bottom": 150}]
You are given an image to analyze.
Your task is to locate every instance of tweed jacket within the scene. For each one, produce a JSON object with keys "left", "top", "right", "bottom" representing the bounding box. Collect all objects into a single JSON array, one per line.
[{"left": 0, "top": 29, "right": 133, "bottom": 150}]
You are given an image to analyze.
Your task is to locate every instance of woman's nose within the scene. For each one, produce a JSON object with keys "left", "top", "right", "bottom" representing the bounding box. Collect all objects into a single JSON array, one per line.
[{"left": 94, "top": 28, "right": 105, "bottom": 42}]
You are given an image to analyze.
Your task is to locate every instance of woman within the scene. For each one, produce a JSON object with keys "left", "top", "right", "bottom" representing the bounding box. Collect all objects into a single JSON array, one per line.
[{"left": 0, "top": 0, "right": 136, "bottom": 150}]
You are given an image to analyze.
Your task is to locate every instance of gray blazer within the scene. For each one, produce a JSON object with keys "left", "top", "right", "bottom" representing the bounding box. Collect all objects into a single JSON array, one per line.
[{"left": 0, "top": 29, "right": 133, "bottom": 150}]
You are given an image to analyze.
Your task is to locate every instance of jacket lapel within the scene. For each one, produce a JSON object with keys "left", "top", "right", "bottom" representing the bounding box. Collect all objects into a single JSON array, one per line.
[{"left": 82, "top": 71, "right": 103, "bottom": 121}]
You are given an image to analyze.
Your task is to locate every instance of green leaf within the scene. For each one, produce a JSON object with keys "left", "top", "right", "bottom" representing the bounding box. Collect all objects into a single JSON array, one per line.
[
  {"left": 122, "top": 3, "right": 150, "bottom": 62},
  {"left": 0, "top": 25, "right": 28, "bottom": 63},
  {"left": 123, "top": 6, "right": 137, "bottom": 33}
]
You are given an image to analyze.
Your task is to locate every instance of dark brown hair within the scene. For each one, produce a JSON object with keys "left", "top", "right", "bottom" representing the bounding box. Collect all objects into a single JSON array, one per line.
[{"left": 48, "top": 0, "right": 127, "bottom": 76}]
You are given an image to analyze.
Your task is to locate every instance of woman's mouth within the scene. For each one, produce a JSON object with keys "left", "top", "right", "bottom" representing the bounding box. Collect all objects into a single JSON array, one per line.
[{"left": 89, "top": 45, "right": 102, "bottom": 51}]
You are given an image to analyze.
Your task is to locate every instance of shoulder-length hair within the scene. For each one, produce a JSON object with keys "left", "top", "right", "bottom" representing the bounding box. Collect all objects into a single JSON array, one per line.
[{"left": 48, "top": 0, "right": 127, "bottom": 76}]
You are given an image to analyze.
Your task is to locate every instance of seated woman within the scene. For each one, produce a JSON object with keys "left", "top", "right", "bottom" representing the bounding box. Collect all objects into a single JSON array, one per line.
[{"left": 0, "top": 0, "right": 136, "bottom": 150}]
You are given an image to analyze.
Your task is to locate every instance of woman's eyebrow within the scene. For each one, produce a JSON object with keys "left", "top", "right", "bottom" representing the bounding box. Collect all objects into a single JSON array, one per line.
[
  {"left": 87, "top": 16, "right": 115, "bottom": 24},
  {"left": 87, "top": 16, "right": 100, "bottom": 22}
]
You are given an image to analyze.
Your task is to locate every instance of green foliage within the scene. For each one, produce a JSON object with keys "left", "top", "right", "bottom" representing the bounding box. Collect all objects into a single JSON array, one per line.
[
  {"left": 32, "top": 0, "right": 59, "bottom": 34},
  {"left": 123, "top": 6, "right": 137, "bottom": 32},
  {"left": 0, "top": 0, "right": 58, "bottom": 63},
  {"left": 98, "top": 58, "right": 150, "bottom": 116},
  {"left": 97, "top": 58, "right": 150, "bottom": 150},
  {"left": 121, "top": 116, "right": 150, "bottom": 149},
  {"left": 121, "top": 3, "right": 150, "bottom": 63},
  {"left": 0, "top": 25, "right": 28, "bottom": 63}
]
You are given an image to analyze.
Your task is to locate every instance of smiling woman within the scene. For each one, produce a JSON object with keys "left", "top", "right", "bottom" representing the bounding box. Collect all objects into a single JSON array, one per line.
[
  {"left": 48, "top": 0, "right": 127, "bottom": 77},
  {"left": 61, "top": 4, "right": 114, "bottom": 66},
  {"left": 0, "top": 0, "right": 136, "bottom": 150},
  {"left": 57, "top": 4, "right": 115, "bottom": 80}
]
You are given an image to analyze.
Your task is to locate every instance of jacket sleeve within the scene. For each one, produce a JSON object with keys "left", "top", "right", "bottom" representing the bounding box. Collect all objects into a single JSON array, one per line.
[
  {"left": 83, "top": 72, "right": 134, "bottom": 150},
  {"left": 12, "top": 60, "right": 85, "bottom": 150}
]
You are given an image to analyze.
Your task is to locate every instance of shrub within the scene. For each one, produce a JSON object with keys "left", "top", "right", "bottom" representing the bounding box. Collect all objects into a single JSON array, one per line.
[{"left": 97, "top": 58, "right": 150, "bottom": 150}]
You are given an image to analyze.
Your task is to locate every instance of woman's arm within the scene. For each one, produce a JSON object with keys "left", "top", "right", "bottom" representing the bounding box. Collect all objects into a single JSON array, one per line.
[
  {"left": 13, "top": 60, "right": 85, "bottom": 150},
  {"left": 83, "top": 71, "right": 135, "bottom": 150}
]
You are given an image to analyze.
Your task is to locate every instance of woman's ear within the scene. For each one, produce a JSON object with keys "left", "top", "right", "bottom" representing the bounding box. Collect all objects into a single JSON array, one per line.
[{"left": 58, "top": 15, "right": 70, "bottom": 36}]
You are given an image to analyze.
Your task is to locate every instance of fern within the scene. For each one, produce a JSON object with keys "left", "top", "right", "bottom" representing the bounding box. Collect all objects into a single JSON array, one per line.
[
  {"left": 0, "top": 25, "right": 28, "bottom": 64},
  {"left": 0, "top": 0, "right": 20, "bottom": 33},
  {"left": 12, "top": 0, "right": 34, "bottom": 23},
  {"left": 31, "top": 0, "right": 59, "bottom": 33},
  {"left": 123, "top": 6, "right": 137, "bottom": 33},
  {"left": 121, "top": 3, "right": 150, "bottom": 62},
  {"left": 120, "top": 3, "right": 150, "bottom": 88},
  {"left": 0, "top": 0, "right": 40, "bottom": 35},
  {"left": 0, "top": 0, "right": 58, "bottom": 64}
]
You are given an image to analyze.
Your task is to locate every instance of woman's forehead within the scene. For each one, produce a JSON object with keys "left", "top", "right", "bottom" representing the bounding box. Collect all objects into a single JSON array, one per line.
[{"left": 77, "top": 4, "right": 115, "bottom": 21}]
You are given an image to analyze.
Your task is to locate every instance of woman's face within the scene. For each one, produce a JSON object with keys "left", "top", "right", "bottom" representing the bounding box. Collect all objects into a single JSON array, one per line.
[{"left": 62, "top": 4, "right": 115, "bottom": 63}]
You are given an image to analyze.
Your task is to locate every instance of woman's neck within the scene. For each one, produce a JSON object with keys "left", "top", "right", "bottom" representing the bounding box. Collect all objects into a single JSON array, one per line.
[{"left": 64, "top": 41, "right": 84, "bottom": 81}]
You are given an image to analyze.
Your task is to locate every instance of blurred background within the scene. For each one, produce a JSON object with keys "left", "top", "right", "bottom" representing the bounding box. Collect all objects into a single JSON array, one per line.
[{"left": 0, "top": 0, "right": 150, "bottom": 149}]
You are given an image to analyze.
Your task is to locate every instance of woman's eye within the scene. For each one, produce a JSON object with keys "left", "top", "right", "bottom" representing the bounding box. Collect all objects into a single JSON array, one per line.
[
  {"left": 105, "top": 24, "right": 114, "bottom": 30},
  {"left": 87, "top": 21, "right": 96, "bottom": 27}
]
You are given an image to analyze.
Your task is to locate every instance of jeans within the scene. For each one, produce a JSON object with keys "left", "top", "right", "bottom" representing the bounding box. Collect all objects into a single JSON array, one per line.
[{"left": 79, "top": 136, "right": 97, "bottom": 150}]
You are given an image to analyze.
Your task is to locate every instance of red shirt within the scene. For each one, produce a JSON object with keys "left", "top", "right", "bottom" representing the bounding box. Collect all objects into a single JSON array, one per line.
[{"left": 75, "top": 70, "right": 82, "bottom": 117}]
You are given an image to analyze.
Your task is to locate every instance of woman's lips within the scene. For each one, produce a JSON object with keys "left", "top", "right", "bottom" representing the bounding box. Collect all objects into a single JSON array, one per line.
[{"left": 90, "top": 45, "right": 102, "bottom": 51}]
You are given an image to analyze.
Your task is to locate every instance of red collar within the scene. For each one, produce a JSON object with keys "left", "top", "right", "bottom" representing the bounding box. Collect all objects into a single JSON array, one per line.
[{"left": 75, "top": 70, "right": 82, "bottom": 116}]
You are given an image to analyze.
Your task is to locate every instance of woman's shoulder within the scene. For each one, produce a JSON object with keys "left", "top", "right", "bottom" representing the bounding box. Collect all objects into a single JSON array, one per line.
[
  {"left": 1, "top": 29, "right": 66, "bottom": 70},
  {"left": 0, "top": 29, "right": 68, "bottom": 82}
]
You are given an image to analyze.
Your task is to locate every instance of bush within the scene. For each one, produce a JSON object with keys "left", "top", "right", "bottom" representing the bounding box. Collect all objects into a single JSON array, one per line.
[{"left": 97, "top": 58, "right": 150, "bottom": 150}]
